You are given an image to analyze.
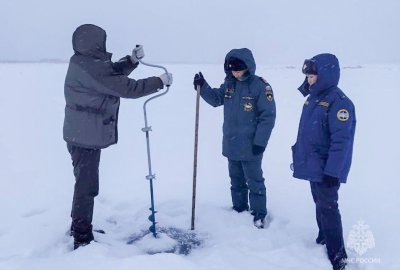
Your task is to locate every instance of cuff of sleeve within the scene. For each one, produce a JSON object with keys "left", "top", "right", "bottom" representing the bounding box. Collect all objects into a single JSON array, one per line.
[
  {"left": 252, "top": 140, "right": 266, "bottom": 148},
  {"left": 323, "top": 170, "right": 339, "bottom": 179}
]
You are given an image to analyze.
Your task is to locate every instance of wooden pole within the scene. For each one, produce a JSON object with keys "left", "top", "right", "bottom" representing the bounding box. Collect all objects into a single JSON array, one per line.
[{"left": 191, "top": 85, "right": 201, "bottom": 230}]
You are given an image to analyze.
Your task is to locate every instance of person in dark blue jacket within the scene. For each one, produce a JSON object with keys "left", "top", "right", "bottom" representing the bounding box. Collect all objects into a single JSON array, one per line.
[
  {"left": 292, "top": 53, "right": 356, "bottom": 270},
  {"left": 193, "top": 48, "right": 276, "bottom": 228}
]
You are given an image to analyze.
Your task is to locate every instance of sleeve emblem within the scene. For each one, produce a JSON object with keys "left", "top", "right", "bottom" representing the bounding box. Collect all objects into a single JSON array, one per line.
[
  {"left": 337, "top": 109, "right": 350, "bottom": 121},
  {"left": 265, "top": 85, "right": 274, "bottom": 102}
]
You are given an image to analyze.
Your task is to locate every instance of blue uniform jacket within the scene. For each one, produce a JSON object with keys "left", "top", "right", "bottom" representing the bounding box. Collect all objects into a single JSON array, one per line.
[
  {"left": 292, "top": 54, "right": 356, "bottom": 183},
  {"left": 199, "top": 48, "right": 276, "bottom": 161}
]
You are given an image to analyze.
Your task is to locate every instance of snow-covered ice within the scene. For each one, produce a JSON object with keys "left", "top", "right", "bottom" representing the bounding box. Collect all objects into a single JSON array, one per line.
[{"left": 0, "top": 62, "right": 399, "bottom": 270}]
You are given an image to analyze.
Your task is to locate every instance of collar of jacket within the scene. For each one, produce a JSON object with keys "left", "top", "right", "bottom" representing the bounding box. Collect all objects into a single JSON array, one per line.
[
  {"left": 298, "top": 78, "right": 310, "bottom": 97},
  {"left": 237, "top": 72, "right": 251, "bottom": 82},
  {"left": 75, "top": 50, "right": 112, "bottom": 62},
  {"left": 309, "top": 85, "right": 336, "bottom": 101}
]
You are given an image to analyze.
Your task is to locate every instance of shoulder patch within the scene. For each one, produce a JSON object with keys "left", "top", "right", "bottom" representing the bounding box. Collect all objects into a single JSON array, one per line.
[
  {"left": 265, "top": 85, "right": 274, "bottom": 102},
  {"left": 337, "top": 109, "right": 350, "bottom": 121}
]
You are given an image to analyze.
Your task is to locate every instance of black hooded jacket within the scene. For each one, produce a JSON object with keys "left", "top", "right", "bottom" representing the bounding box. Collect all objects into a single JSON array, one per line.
[{"left": 63, "top": 24, "right": 163, "bottom": 149}]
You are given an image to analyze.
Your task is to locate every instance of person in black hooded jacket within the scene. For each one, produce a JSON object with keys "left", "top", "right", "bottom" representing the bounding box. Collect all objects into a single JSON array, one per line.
[{"left": 63, "top": 24, "right": 173, "bottom": 249}]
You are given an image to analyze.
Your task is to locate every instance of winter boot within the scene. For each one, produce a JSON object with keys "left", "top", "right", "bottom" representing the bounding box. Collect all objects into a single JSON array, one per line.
[
  {"left": 251, "top": 211, "right": 270, "bottom": 229},
  {"left": 253, "top": 217, "right": 265, "bottom": 229},
  {"left": 73, "top": 231, "right": 94, "bottom": 250},
  {"left": 316, "top": 231, "right": 326, "bottom": 245},
  {"left": 252, "top": 213, "right": 267, "bottom": 229},
  {"left": 332, "top": 258, "right": 347, "bottom": 270},
  {"left": 72, "top": 224, "right": 94, "bottom": 250},
  {"left": 74, "top": 237, "right": 93, "bottom": 250},
  {"left": 232, "top": 205, "right": 249, "bottom": 213}
]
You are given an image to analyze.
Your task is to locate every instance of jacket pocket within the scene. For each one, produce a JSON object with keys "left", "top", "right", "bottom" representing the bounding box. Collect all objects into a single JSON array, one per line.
[
  {"left": 307, "top": 151, "right": 326, "bottom": 176},
  {"left": 291, "top": 144, "right": 301, "bottom": 172}
]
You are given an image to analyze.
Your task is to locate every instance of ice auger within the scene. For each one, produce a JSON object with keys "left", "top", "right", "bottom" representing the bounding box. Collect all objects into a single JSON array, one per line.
[{"left": 137, "top": 45, "right": 171, "bottom": 237}]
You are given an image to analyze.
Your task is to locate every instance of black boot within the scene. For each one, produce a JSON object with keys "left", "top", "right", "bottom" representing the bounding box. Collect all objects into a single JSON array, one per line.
[
  {"left": 253, "top": 217, "right": 265, "bottom": 229},
  {"left": 315, "top": 231, "right": 326, "bottom": 245},
  {"left": 232, "top": 205, "right": 249, "bottom": 213},
  {"left": 72, "top": 224, "right": 94, "bottom": 250},
  {"left": 74, "top": 237, "right": 93, "bottom": 250},
  {"left": 252, "top": 212, "right": 266, "bottom": 229},
  {"left": 73, "top": 231, "right": 94, "bottom": 250},
  {"left": 333, "top": 258, "right": 347, "bottom": 270}
]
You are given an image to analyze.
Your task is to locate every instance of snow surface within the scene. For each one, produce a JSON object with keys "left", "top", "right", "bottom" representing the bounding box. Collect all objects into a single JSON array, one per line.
[{"left": 0, "top": 62, "right": 399, "bottom": 270}]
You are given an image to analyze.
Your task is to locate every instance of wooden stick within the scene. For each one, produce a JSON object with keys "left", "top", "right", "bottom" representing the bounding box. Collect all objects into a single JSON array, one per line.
[{"left": 191, "top": 85, "right": 201, "bottom": 230}]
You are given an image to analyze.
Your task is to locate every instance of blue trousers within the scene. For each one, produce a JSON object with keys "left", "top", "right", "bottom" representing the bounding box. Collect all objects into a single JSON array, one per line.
[
  {"left": 310, "top": 182, "right": 347, "bottom": 264},
  {"left": 67, "top": 144, "right": 101, "bottom": 241},
  {"left": 228, "top": 159, "right": 266, "bottom": 218}
]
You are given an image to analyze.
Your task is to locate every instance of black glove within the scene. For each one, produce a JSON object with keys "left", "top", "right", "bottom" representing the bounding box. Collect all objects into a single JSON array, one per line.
[
  {"left": 193, "top": 72, "right": 205, "bottom": 90},
  {"left": 252, "top": 145, "right": 265, "bottom": 155},
  {"left": 323, "top": 174, "right": 339, "bottom": 187}
]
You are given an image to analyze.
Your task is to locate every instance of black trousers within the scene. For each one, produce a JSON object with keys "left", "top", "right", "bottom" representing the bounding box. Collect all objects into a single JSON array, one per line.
[
  {"left": 67, "top": 144, "right": 101, "bottom": 241},
  {"left": 310, "top": 182, "right": 347, "bottom": 265}
]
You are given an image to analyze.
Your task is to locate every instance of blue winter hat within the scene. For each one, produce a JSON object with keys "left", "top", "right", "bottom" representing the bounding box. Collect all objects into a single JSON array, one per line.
[
  {"left": 228, "top": 57, "right": 248, "bottom": 71},
  {"left": 302, "top": 59, "right": 318, "bottom": 75}
]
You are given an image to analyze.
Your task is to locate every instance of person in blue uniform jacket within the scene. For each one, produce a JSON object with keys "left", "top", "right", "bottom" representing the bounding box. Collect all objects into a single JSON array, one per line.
[
  {"left": 291, "top": 53, "right": 356, "bottom": 270},
  {"left": 193, "top": 48, "right": 276, "bottom": 228}
]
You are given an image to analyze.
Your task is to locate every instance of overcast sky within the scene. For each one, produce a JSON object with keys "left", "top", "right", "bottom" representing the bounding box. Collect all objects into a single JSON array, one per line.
[{"left": 1, "top": 0, "right": 399, "bottom": 65}]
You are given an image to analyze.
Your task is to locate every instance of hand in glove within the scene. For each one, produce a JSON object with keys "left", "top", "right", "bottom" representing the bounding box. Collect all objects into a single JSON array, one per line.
[
  {"left": 159, "top": 72, "right": 173, "bottom": 86},
  {"left": 252, "top": 145, "right": 265, "bottom": 155},
  {"left": 131, "top": 45, "right": 145, "bottom": 64},
  {"left": 323, "top": 174, "right": 339, "bottom": 187},
  {"left": 193, "top": 72, "right": 205, "bottom": 90}
]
